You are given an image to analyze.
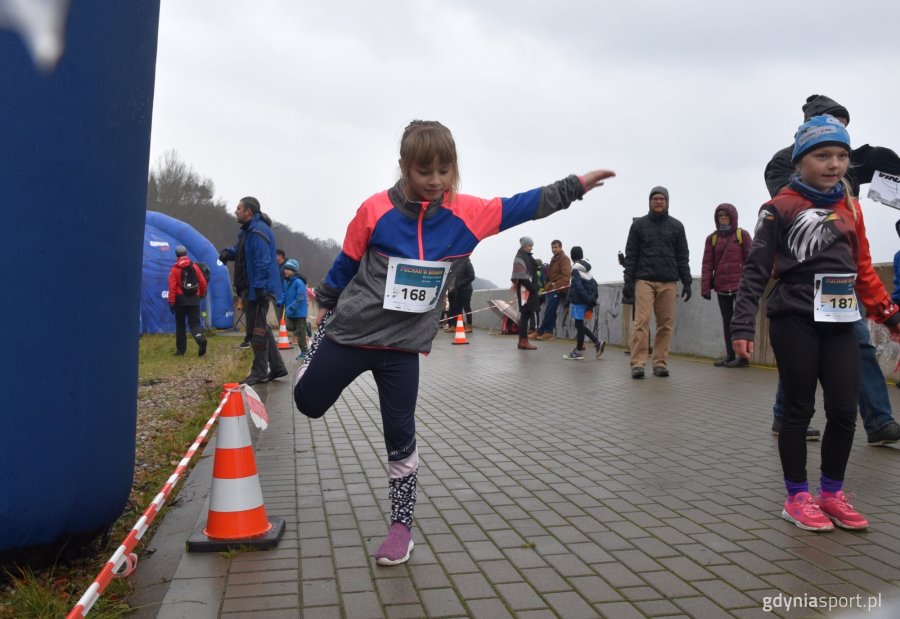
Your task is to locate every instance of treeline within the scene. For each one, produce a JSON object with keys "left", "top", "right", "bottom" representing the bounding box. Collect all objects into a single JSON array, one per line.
[{"left": 146, "top": 150, "right": 340, "bottom": 286}]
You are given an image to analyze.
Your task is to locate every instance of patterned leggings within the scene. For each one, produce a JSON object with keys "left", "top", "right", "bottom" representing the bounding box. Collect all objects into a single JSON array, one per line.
[{"left": 294, "top": 318, "right": 420, "bottom": 526}]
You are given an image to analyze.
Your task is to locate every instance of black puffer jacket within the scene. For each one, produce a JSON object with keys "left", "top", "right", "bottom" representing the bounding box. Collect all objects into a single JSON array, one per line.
[
  {"left": 763, "top": 94, "right": 900, "bottom": 197},
  {"left": 623, "top": 201, "right": 691, "bottom": 295}
]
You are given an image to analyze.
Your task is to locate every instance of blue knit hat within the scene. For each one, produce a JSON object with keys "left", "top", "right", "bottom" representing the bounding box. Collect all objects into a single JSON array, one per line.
[
  {"left": 791, "top": 114, "right": 851, "bottom": 163},
  {"left": 284, "top": 258, "right": 300, "bottom": 273}
]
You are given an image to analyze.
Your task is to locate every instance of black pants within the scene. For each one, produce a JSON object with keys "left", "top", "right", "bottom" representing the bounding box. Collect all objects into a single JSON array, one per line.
[
  {"left": 448, "top": 289, "right": 472, "bottom": 326},
  {"left": 716, "top": 293, "right": 736, "bottom": 360},
  {"left": 245, "top": 295, "right": 286, "bottom": 380},
  {"left": 575, "top": 318, "right": 599, "bottom": 350},
  {"left": 294, "top": 337, "right": 419, "bottom": 461},
  {"left": 515, "top": 284, "right": 535, "bottom": 337},
  {"left": 174, "top": 305, "right": 205, "bottom": 354},
  {"left": 770, "top": 314, "right": 858, "bottom": 483}
]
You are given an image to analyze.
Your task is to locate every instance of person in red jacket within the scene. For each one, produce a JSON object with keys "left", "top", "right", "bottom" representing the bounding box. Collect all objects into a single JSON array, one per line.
[
  {"left": 732, "top": 115, "right": 900, "bottom": 532},
  {"left": 700, "top": 203, "right": 751, "bottom": 367},
  {"left": 168, "top": 245, "right": 208, "bottom": 356}
]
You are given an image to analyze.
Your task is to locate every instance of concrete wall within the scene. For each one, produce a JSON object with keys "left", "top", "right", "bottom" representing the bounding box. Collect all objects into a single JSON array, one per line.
[{"left": 471, "top": 263, "right": 900, "bottom": 380}]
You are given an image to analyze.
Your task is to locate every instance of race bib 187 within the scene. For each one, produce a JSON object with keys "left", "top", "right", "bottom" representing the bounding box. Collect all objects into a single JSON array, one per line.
[{"left": 813, "top": 273, "right": 857, "bottom": 323}]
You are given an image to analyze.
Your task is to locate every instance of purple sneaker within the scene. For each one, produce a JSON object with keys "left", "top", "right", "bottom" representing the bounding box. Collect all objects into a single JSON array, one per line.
[{"left": 375, "top": 522, "right": 414, "bottom": 566}]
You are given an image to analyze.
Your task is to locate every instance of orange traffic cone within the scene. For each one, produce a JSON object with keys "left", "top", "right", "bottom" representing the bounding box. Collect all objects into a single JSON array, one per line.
[
  {"left": 452, "top": 314, "right": 469, "bottom": 345},
  {"left": 277, "top": 315, "right": 293, "bottom": 350},
  {"left": 187, "top": 388, "right": 285, "bottom": 552}
]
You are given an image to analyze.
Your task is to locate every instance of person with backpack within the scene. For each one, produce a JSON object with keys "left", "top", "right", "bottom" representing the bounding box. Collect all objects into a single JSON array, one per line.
[
  {"left": 563, "top": 246, "right": 606, "bottom": 360},
  {"left": 168, "top": 245, "right": 208, "bottom": 357},
  {"left": 700, "top": 203, "right": 751, "bottom": 367}
]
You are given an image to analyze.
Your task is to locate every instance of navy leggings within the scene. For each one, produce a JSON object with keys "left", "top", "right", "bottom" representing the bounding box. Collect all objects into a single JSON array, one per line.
[
  {"left": 294, "top": 337, "right": 419, "bottom": 461},
  {"left": 770, "top": 314, "right": 859, "bottom": 483}
]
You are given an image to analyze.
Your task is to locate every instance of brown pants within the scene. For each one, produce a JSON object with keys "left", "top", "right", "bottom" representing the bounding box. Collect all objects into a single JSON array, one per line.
[{"left": 631, "top": 280, "right": 676, "bottom": 369}]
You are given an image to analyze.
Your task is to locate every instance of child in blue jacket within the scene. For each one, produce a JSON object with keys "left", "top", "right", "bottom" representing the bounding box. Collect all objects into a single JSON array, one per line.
[{"left": 282, "top": 259, "right": 308, "bottom": 359}]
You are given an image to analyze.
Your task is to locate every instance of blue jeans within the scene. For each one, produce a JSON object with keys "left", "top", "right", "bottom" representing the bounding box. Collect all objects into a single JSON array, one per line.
[
  {"left": 773, "top": 318, "right": 895, "bottom": 435},
  {"left": 537, "top": 292, "right": 561, "bottom": 334}
]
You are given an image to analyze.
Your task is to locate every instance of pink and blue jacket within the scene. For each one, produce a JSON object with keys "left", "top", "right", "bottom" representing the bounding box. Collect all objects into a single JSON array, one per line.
[{"left": 317, "top": 175, "right": 587, "bottom": 353}]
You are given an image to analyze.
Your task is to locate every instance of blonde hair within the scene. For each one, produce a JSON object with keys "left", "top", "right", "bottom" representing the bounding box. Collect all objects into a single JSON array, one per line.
[
  {"left": 841, "top": 178, "right": 858, "bottom": 222},
  {"left": 398, "top": 120, "right": 460, "bottom": 199}
]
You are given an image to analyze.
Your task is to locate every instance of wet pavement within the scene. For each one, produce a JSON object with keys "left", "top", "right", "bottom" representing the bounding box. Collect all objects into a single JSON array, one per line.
[{"left": 130, "top": 329, "right": 900, "bottom": 618}]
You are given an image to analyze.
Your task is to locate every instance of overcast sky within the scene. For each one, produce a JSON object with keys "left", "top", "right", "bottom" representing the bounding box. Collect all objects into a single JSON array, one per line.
[{"left": 149, "top": 1, "right": 900, "bottom": 288}]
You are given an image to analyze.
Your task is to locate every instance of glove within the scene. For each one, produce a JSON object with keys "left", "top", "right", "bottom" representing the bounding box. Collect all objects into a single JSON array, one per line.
[
  {"left": 169, "top": 305, "right": 175, "bottom": 314},
  {"left": 218, "top": 249, "right": 231, "bottom": 264},
  {"left": 702, "top": 292, "right": 711, "bottom": 300},
  {"left": 682, "top": 285, "right": 692, "bottom": 302},
  {"left": 622, "top": 284, "right": 634, "bottom": 306}
]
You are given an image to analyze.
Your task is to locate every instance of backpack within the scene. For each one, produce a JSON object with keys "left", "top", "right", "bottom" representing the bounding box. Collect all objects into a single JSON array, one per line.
[
  {"left": 583, "top": 277, "right": 599, "bottom": 307},
  {"left": 711, "top": 228, "right": 743, "bottom": 248},
  {"left": 181, "top": 262, "right": 199, "bottom": 296},
  {"left": 196, "top": 262, "right": 211, "bottom": 288}
]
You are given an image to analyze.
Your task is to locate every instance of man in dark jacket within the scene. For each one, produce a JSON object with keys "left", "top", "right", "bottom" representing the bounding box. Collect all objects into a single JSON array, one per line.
[
  {"left": 220, "top": 197, "right": 288, "bottom": 385},
  {"left": 700, "top": 203, "right": 751, "bottom": 368},
  {"left": 168, "top": 245, "right": 208, "bottom": 357},
  {"left": 447, "top": 257, "right": 475, "bottom": 332},
  {"left": 623, "top": 186, "right": 691, "bottom": 378},
  {"left": 764, "top": 95, "right": 900, "bottom": 446}
]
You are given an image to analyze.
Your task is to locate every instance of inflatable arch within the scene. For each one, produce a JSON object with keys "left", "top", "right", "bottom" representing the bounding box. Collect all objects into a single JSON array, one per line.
[
  {"left": 1, "top": 0, "right": 162, "bottom": 558},
  {"left": 142, "top": 211, "right": 234, "bottom": 333}
]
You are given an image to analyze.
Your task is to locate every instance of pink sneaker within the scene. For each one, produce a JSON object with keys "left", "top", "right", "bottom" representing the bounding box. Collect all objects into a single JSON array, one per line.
[
  {"left": 817, "top": 491, "right": 869, "bottom": 530},
  {"left": 782, "top": 492, "right": 834, "bottom": 532},
  {"left": 375, "top": 522, "right": 414, "bottom": 566}
]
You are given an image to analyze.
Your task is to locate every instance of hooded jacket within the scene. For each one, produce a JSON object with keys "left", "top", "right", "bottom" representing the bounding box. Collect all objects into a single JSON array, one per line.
[
  {"left": 168, "top": 256, "right": 208, "bottom": 307},
  {"left": 763, "top": 94, "right": 900, "bottom": 198},
  {"left": 623, "top": 187, "right": 692, "bottom": 292},
  {"left": 316, "top": 175, "right": 587, "bottom": 353},
  {"left": 568, "top": 259, "right": 596, "bottom": 306},
  {"left": 731, "top": 189, "right": 899, "bottom": 341},
  {"left": 700, "top": 203, "right": 751, "bottom": 296}
]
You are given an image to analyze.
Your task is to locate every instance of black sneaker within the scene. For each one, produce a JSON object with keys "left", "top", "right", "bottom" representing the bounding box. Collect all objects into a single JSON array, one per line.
[
  {"left": 595, "top": 340, "right": 606, "bottom": 358},
  {"left": 631, "top": 367, "right": 645, "bottom": 379},
  {"left": 652, "top": 366, "right": 669, "bottom": 377},
  {"left": 867, "top": 421, "right": 900, "bottom": 446},
  {"left": 241, "top": 375, "right": 268, "bottom": 385},
  {"left": 267, "top": 368, "right": 288, "bottom": 382},
  {"left": 198, "top": 339, "right": 207, "bottom": 357},
  {"left": 713, "top": 357, "right": 731, "bottom": 367},
  {"left": 239, "top": 341, "right": 251, "bottom": 349},
  {"left": 724, "top": 358, "right": 749, "bottom": 368}
]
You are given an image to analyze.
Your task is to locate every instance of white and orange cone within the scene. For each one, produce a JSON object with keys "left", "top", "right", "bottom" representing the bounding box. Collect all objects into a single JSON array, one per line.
[
  {"left": 277, "top": 314, "right": 293, "bottom": 350},
  {"left": 451, "top": 314, "right": 469, "bottom": 345},
  {"left": 187, "top": 388, "right": 284, "bottom": 551}
]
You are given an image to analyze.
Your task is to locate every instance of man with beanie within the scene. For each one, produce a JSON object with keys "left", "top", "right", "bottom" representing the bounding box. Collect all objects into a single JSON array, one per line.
[
  {"left": 623, "top": 187, "right": 691, "bottom": 378},
  {"left": 168, "top": 245, "right": 208, "bottom": 357},
  {"left": 763, "top": 95, "right": 900, "bottom": 447},
  {"left": 511, "top": 236, "right": 540, "bottom": 350},
  {"left": 219, "top": 197, "right": 288, "bottom": 385}
]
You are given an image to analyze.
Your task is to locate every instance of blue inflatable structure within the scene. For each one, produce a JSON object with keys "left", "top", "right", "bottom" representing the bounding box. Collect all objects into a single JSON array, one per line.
[
  {"left": 142, "top": 211, "right": 234, "bottom": 333},
  {"left": 1, "top": 0, "right": 161, "bottom": 559}
]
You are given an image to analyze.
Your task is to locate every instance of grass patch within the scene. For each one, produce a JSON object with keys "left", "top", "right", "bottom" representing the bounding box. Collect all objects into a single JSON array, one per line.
[{"left": 1, "top": 332, "right": 248, "bottom": 618}]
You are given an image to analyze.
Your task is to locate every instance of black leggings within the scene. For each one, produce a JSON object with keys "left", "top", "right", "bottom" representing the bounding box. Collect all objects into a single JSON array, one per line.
[
  {"left": 575, "top": 318, "right": 599, "bottom": 350},
  {"left": 769, "top": 314, "right": 859, "bottom": 483},
  {"left": 716, "top": 293, "right": 736, "bottom": 360},
  {"left": 294, "top": 337, "right": 419, "bottom": 462}
]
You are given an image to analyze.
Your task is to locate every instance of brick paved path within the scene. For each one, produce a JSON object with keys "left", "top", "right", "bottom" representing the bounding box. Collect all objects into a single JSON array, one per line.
[{"left": 139, "top": 330, "right": 900, "bottom": 618}]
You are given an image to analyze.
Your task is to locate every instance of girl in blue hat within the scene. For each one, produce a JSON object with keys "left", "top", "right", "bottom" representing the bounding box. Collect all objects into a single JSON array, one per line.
[{"left": 732, "top": 115, "right": 900, "bottom": 532}]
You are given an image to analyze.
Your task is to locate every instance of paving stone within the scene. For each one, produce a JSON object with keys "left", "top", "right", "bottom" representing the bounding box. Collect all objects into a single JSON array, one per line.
[{"left": 139, "top": 336, "right": 900, "bottom": 619}]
